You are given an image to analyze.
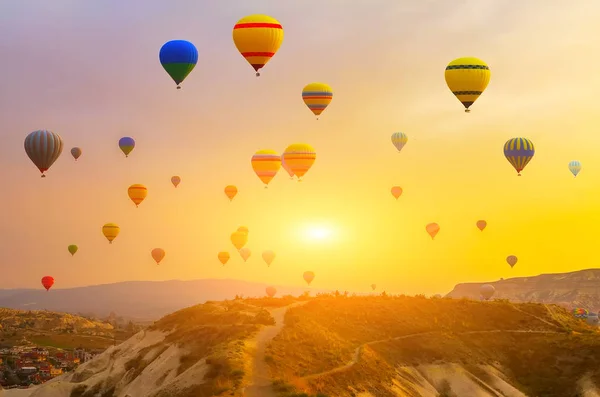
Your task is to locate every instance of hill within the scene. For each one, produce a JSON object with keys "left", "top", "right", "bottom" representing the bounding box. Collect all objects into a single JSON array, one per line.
[
  {"left": 0, "top": 308, "right": 128, "bottom": 350},
  {"left": 0, "top": 279, "right": 329, "bottom": 321},
  {"left": 446, "top": 268, "right": 600, "bottom": 310},
  {"left": 11, "top": 294, "right": 600, "bottom": 397}
]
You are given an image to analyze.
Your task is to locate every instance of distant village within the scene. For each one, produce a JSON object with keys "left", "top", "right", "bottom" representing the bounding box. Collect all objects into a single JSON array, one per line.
[{"left": 0, "top": 345, "right": 104, "bottom": 388}]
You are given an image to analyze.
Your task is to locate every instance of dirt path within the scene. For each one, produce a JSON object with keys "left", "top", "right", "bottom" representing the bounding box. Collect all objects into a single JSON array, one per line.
[
  {"left": 243, "top": 302, "right": 307, "bottom": 397},
  {"left": 302, "top": 329, "right": 563, "bottom": 380}
]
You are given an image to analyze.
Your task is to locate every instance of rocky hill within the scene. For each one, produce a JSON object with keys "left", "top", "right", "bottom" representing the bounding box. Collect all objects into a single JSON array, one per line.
[
  {"left": 9, "top": 294, "right": 600, "bottom": 397},
  {"left": 0, "top": 307, "right": 127, "bottom": 350},
  {"left": 446, "top": 268, "right": 600, "bottom": 310}
]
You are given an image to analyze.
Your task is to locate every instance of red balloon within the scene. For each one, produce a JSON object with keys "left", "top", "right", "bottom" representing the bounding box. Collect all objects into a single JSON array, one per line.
[{"left": 41, "top": 276, "right": 54, "bottom": 291}]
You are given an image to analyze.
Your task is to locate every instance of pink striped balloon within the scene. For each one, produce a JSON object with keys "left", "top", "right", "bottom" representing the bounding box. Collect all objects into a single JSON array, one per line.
[{"left": 24, "top": 129, "right": 64, "bottom": 177}]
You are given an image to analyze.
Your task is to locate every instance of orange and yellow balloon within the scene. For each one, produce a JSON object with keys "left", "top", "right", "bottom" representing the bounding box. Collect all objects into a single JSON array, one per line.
[
  {"left": 218, "top": 251, "right": 230, "bottom": 265},
  {"left": 426, "top": 223, "right": 440, "bottom": 240},
  {"left": 282, "top": 143, "right": 316, "bottom": 182},
  {"left": 171, "top": 176, "right": 181, "bottom": 188},
  {"left": 251, "top": 150, "right": 281, "bottom": 188},
  {"left": 391, "top": 186, "right": 403, "bottom": 199},
  {"left": 266, "top": 286, "right": 277, "bottom": 297},
  {"left": 303, "top": 271, "right": 315, "bottom": 286},
  {"left": 232, "top": 15, "right": 284, "bottom": 77},
  {"left": 102, "top": 223, "right": 120, "bottom": 244},
  {"left": 262, "top": 250, "right": 275, "bottom": 266},
  {"left": 237, "top": 226, "right": 248, "bottom": 235},
  {"left": 231, "top": 231, "right": 248, "bottom": 250},
  {"left": 476, "top": 220, "right": 487, "bottom": 231},
  {"left": 128, "top": 184, "right": 147, "bottom": 207},
  {"left": 224, "top": 185, "right": 238, "bottom": 201},
  {"left": 302, "top": 82, "right": 333, "bottom": 119},
  {"left": 151, "top": 248, "right": 165, "bottom": 265}
]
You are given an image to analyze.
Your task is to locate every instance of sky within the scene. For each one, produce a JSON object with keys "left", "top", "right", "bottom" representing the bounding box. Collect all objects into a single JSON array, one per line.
[{"left": 1, "top": 0, "right": 600, "bottom": 295}]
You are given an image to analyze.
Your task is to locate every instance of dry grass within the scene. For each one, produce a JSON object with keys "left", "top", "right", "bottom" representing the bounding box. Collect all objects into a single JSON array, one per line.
[{"left": 265, "top": 294, "right": 597, "bottom": 396}]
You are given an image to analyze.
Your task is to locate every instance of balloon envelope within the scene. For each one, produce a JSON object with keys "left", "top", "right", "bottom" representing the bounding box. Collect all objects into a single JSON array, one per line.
[
  {"left": 266, "top": 286, "right": 277, "bottom": 297},
  {"left": 71, "top": 147, "right": 82, "bottom": 160},
  {"left": 119, "top": 137, "right": 135, "bottom": 157},
  {"left": 391, "top": 186, "right": 403, "bottom": 199},
  {"left": 225, "top": 185, "right": 238, "bottom": 201},
  {"left": 282, "top": 143, "right": 316, "bottom": 180},
  {"left": 232, "top": 15, "right": 284, "bottom": 76},
  {"left": 128, "top": 184, "right": 148, "bottom": 207},
  {"left": 444, "top": 57, "right": 491, "bottom": 112},
  {"left": 371, "top": 284, "right": 376, "bottom": 291},
  {"left": 239, "top": 247, "right": 251, "bottom": 262},
  {"left": 281, "top": 155, "right": 295, "bottom": 178},
  {"left": 159, "top": 40, "right": 198, "bottom": 88},
  {"left": 262, "top": 250, "right": 275, "bottom": 266},
  {"left": 504, "top": 138, "right": 535, "bottom": 176},
  {"left": 67, "top": 245, "right": 78, "bottom": 256},
  {"left": 480, "top": 284, "right": 495, "bottom": 300},
  {"left": 391, "top": 132, "right": 408, "bottom": 152},
  {"left": 303, "top": 271, "right": 315, "bottom": 285},
  {"left": 171, "top": 176, "right": 181, "bottom": 187},
  {"left": 41, "top": 276, "right": 54, "bottom": 291},
  {"left": 237, "top": 226, "right": 249, "bottom": 234},
  {"left": 476, "top": 220, "right": 487, "bottom": 231},
  {"left": 24, "top": 130, "right": 64, "bottom": 177},
  {"left": 231, "top": 231, "right": 248, "bottom": 250},
  {"left": 102, "top": 223, "right": 120, "bottom": 244},
  {"left": 506, "top": 255, "right": 518, "bottom": 268},
  {"left": 302, "top": 82, "right": 333, "bottom": 118},
  {"left": 251, "top": 150, "right": 281, "bottom": 186},
  {"left": 568, "top": 160, "right": 582, "bottom": 177},
  {"left": 151, "top": 248, "right": 165, "bottom": 264},
  {"left": 426, "top": 223, "right": 440, "bottom": 239},
  {"left": 218, "top": 251, "right": 230, "bottom": 265}
]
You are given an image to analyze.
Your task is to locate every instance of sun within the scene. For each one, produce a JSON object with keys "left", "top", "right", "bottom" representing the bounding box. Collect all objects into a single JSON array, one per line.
[{"left": 305, "top": 226, "right": 332, "bottom": 241}]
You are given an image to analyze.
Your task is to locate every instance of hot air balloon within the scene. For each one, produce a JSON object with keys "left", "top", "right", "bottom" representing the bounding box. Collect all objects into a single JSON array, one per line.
[
  {"left": 480, "top": 284, "right": 495, "bottom": 300},
  {"left": 504, "top": 138, "right": 535, "bottom": 176},
  {"left": 303, "top": 271, "right": 315, "bottom": 286},
  {"left": 266, "top": 286, "right": 277, "bottom": 297},
  {"left": 237, "top": 226, "right": 249, "bottom": 234},
  {"left": 391, "top": 132, "right": 408, "bottom": 153},
  {"left": 24, "top": 130, "right": 64, "bottom": 177},
  {"left": 506, "top": 255, "right": 518, "bottom": 268},
  {"left": 224, "top": 185, "right": 238, "bottom": 201},
  {"left": 232, "top": 15, "right": 284, "bottom": 77},
  {"left": 102, "top": 223, "right": 120, "bottom": 244},
  {"left": 67, "top": 245, "right": 78, "bottom": 256},
  {"left": 41, "top": 276, "right": 54, "bottom": 292},
  {"left": 239, "top": 247, "right": 251, "bottom": 262},
  {"left": 71, "top": 147, "right": 82, "bottom": 161},
  {"left": 281, "top": 155, "right": 295, "bottom": 179},
  {"left": 262, "top": 250, "right": 275, "bottom": 266},
  {"left": 159, "top": 40, "right": 198, "bottom": 89},
  {"left": 218, "top": 251, "right": 230, "bottom": 265},
  {"left": 251, "top": 150, "right": 281, "bottom": 188},
  {"left": 128, "top": 184, "right": 148, "bottom": 207},
  {"left": 444, "top": 57, "right": 491, "bottom": 113},
  {"left": 568, "top": 160, "right": 582, "bottom": 177},
  {"left": 302, "top": 82, "right": 333, "bottom": 119},
  {"left": 231, "top": 231, "right": 248, "bottom": 250},
  {"left": 151, "top": 248, "right": 165, "bottom": 265},
  {"left": 119, "top": 137, "right": 135, "bottom": 157},
  {"left": 476, "top": 220, "right": 487, "bottom": 231},
  {"left": 573, "top": 308, "right": 589, "bottom": 319},
  {"left": 171, "top": 176, "right": 181, "bottom": 187},
  {"left": 371, "top": 284, "right": 376, "bottom": 291},
  {"left": 282, "top": 143, "right": 316, "bottom": 182},
  {"left": 391, "top": 186, "right": 403, "bottom": 199},
  {"left": 426, "top": 223, "right": 440, "bottom": 240}
]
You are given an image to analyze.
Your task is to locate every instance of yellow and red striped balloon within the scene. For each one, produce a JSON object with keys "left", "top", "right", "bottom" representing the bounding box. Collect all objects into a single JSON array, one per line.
[
  {"left": 127, "top": 184, "right": 148, "bottom": 207},
  {"left": 302, "top": 82, "right": 333, "bottom": 119},
  {"left": 282, "top": 144, "right": 316, "bottom": 181},
  {"left": 232, "top": 15, "right": 284, "bottom": 77},
  {"left": 251, "top": 150, "right": 281, "bottom": 187}
]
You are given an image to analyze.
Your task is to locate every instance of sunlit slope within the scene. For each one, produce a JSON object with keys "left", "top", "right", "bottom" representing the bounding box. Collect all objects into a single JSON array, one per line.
[{"left": 266, "top": 295, "right": 600, "bottom": 397}]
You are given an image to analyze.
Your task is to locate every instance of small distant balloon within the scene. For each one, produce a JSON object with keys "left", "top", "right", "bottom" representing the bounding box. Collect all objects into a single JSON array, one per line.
[
  {"left": 391, "top": 186, "right": 403, "bottom": 199},
  {"left": 71, "top": 147, "right": 82, "bottom": 161},
  {"left": 225, "top": 185, "right": 238, "bottom": 201},
  {"left": 266, "top": 286, "right": 277, "bottom": 297},
  {"left": 391, "top": 132, "right": 408, "bottom": 153},
  {"left": 303, "top": 271, "right": 315, "bottom": 286},
  {"left": 371, "top": 284, "right": 376, "bottom": 291},
  {"left": 67, "top": 245, "right": 78, "bottom": 256},
  {"left": 251, "top": 150, "right": 281, "bottom": 188},
  {"left": 504, "top": 138, "right": 535, "bottom": 176},
  {"left": 41, "top": 276, "right": 54, "bottom": 291},
  {"left": 506, "top": 255, "right": 518, "bottom": 268},
  {"left": 231, "top": 231, "right": 248, "bottom": 250},
  {"left": 128, "top": 184, "right": 148, "bottom": 207},
  {"left": 102, "top": 223, "right": 120, "bottom": 244},
  {"left": 218, "top": 251, "right": 230, "bottom": 265},
  {"left": 262, "top": 250, "right": 275, "bottom": 266},
  {"left": 568, "top": 160, "right": 582, "bottom": 177},
  {"left": 480, "top": 284, "right": 495, "bottom": 300},
  {"left": 476, "top": 220, "right": 487, "bottom": 231},
  {"left": 239, "top": 247, "right": 251, "bottom": 262},
  {"left": 302, "top": 82, "right": 333, "bottom": 119},
  {"left": 119, "top": 137, "right": 135, "bottom": 157},
  {"left": 426, "top": 223, "right": 440, "bottom": 240},
  {"left": 151, "top": 248, "right": 165, "bottom": 265},
  {"left": 237, "top": 226, "right": 249, "bottom": 235},
  {"left": 171, "top": 176, "right": 181, "bottom": 187}
]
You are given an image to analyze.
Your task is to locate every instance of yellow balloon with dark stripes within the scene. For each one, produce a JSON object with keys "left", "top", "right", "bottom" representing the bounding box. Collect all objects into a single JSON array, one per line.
[
  {"left": 102, "top": 223, "right": 120, "bottom": 244},
  {"left": 251, "top": 149, "right": 281, "bottom": 187},
  {"left": 444, "top": 57, "right": 490, "bottom": 113},
  {"left": 232, "top": 15, "right": 284, "bottom": 77},
  {"left": 503, "top": 138, "right": 535, "bottom": 176},
  {"left": 302, "top": 82, "right": 333, "bottom": 119},
  {"left": 127, "top": 184, "right": 148, "bottom": 207}
]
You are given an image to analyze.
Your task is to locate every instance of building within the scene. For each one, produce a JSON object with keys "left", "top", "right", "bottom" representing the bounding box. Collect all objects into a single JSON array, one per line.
[
  {"left": 19, "top": 366, "right": 37, "bottom": 375},
  {"left": 49, "top": 367, "right": 62, "bottom": 377}
]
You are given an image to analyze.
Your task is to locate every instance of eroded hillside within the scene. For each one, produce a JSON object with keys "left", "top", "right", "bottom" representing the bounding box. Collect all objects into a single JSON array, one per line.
[{"left": 266, "top": 295, "right": 600, "bottom": 397}]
